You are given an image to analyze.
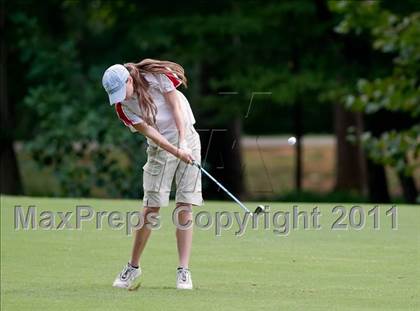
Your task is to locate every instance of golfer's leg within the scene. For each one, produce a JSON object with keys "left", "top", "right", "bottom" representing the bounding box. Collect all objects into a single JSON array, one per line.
[
  {"left": 130, "top": 206, "right": 160, "bottom": 267},
  {"left": 175, "top": 203, "right": 193, "bottom": 268}
]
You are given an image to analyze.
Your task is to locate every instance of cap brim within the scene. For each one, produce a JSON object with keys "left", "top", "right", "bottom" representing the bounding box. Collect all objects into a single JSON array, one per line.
[{"left": 108, "top": 86, "right": 126, "bottom": 105}]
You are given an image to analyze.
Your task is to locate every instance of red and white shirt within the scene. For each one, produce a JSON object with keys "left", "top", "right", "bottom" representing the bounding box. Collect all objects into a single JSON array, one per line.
[{"left": 114, "top": 72, "right": 196, "bottom": 145}]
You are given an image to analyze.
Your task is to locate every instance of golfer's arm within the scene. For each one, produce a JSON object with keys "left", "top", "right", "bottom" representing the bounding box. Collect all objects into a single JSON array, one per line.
[
  {"left": 164, "top": 90, "right": 186, "bottom": 143},
  {"left": 133, "top": 122, "right": 180, "bottom": 157}
]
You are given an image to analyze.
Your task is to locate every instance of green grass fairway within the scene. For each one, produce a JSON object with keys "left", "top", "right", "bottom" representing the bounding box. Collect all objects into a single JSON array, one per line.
[{"left": 1, "top": 196, "right": 419, "bottom": 310}]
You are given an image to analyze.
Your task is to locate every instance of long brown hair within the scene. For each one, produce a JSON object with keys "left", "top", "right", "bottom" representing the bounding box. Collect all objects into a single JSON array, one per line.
[{"left": 123, "top": 59, "right": 187, "bottom": 127}]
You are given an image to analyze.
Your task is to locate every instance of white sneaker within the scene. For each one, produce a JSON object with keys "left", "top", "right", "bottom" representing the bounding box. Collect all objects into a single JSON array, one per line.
[
  {"left": 176, "top": 267, "right": 193, "bottom": 290},
  {"left": 112, "top": 263, "right": 142, "bottom": 290}
]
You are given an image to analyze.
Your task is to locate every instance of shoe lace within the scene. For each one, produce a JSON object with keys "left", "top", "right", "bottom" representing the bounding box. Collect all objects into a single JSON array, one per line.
[
  {"left": 120, "top": 265, "right": 135, "bottom": 281},
  {"left": 178, "top": 269, "right": 189, "bottom": 282}
]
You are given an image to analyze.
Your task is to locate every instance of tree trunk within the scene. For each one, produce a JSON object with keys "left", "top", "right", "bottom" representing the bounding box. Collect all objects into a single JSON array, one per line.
[
  {"left": 294, "top": 101, "right": 302, "bottom": 191},
  {"left": 334, "top": 103, "right": 367, "bottom": 193},
  {"left": 398, "top": 173, "right": 418, "bottom": 203},
  {"left": 200, "top": 117, "right": 245, "bottom": 200},
  {"left": 366, "top": 159, "right": 390, "bottom": 203},
  {"left": 397, "top": 157, "right": 418, "bottom": 203},
  {"left": 364, "top": 111, "right": 397, "bottom": 203},
  {"left": 0, "top": 5, "right": 23, "bottom": 195},
  {"left": 290, "top": 40, "right": 302, "bottom": 193},
  {"left": 224, "top": 117, "right": 245, "bottom": 198}
]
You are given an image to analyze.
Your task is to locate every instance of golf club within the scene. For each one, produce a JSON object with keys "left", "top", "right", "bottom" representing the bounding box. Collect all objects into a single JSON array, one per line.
[{"left": 191, "top": 159, "right": 265, "bottom": 215}]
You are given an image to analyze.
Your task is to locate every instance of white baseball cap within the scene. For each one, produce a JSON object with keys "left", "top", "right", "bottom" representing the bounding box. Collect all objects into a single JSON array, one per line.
[{"left": 102, "top": 64, "right": 130, "bottom": 105}]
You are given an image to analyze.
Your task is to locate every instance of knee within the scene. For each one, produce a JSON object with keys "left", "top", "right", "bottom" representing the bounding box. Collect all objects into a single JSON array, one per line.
[
  {"left": 142, "top": 206, "right": 160, "bottom": 225},
  {"left": 174, "top": 203, "right": 193, "bottom": 228},
  {"left": 143, "top": 206, "right": 160, "bottom": 217},
  {"left": 175, "top": 202, "right": 192, "bottom": 214}
]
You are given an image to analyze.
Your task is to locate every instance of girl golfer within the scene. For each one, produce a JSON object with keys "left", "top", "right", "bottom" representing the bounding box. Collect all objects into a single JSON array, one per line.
[{"left": 102, "top": 59, "right": 203, "bottom": 290}]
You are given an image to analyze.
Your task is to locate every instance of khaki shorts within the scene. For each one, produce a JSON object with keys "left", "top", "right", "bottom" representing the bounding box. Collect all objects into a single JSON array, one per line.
[{"left": 142, "top": 124, "right": 204, "bottom": 207}]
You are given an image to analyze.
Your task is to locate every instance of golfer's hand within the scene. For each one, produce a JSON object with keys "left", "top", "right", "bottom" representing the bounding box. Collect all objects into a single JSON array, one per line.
[{"left": 177, "top": 148, "right": 194, "bottom": 164}]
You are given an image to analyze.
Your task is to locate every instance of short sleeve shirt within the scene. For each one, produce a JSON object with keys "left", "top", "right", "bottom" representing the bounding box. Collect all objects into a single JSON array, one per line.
[{"left": 114, "top": 72, "right": 196, "bottom": 142}]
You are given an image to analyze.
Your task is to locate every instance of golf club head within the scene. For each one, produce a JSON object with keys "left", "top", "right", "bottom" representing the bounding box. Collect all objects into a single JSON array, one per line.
[{"left": 254, "top": 205, "right": 266, "bottom": 215}]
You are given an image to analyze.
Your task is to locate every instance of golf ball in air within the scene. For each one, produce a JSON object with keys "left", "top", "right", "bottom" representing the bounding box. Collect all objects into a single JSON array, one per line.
[{"left": 288, "top": 136, "right": 297, "bottom": 145}]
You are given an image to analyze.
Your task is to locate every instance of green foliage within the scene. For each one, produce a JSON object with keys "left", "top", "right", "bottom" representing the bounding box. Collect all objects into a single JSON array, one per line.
[
  {"left": 10, "top": 0, "right": 417, "bottom": 198},
  {"left": 139, "top": 1, "right": 349, "bottom": 125},
  {"left": 360, "top": 126, "right": 419, "bottom": 175},
  {"left": 330, "top": 1, "right": 420, "bottom": 176},
  {"left": 10, "top": 0, "right": 354, "bottom": 198},
  {"left": 11, "top": 11, "right": 146, "bottom": 197}
]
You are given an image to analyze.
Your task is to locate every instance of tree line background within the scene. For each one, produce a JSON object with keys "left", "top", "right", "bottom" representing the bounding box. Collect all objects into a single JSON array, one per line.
[{"left": 1, "top": 0, "right": 419, "bottom": 203}]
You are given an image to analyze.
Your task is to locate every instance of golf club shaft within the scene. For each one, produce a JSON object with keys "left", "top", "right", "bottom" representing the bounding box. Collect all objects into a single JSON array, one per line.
[{"left": 191, "top": 160, "right": 251, "bottom": 213}]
